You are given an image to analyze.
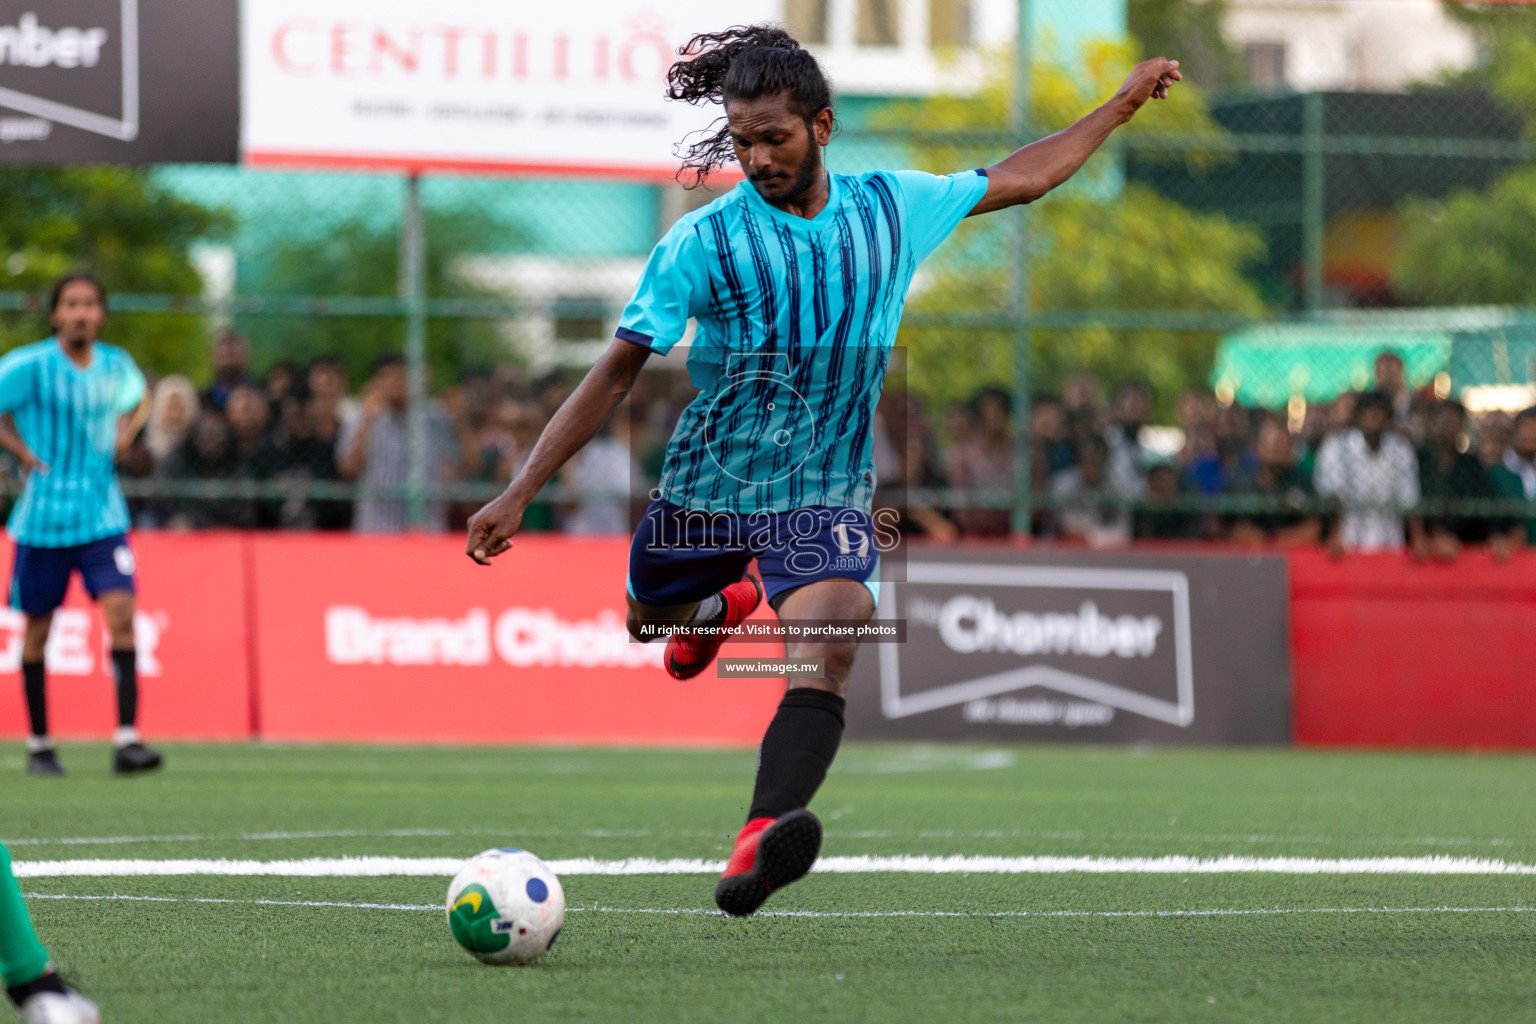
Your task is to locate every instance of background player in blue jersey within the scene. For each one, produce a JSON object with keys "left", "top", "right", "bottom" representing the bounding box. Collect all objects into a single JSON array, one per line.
[
  {"left": 466, "top": 25, "right": 1180, "bottom": 915},
  {"left": 0, "top": 274, "right": 162, "bottom": 777}
]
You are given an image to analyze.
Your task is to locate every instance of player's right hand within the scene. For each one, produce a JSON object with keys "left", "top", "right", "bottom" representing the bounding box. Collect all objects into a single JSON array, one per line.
[
  {"left": 466, "top": 490, "right": 524, "bottom": 565},
  {"left": 21, "top": 451, "right": 48, "bottom": 475}
]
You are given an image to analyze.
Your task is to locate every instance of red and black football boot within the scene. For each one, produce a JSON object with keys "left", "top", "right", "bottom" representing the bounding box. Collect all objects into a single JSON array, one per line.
[
  {"left": 714, "top": 809, "right": 823, "bottom": 917},
  {"left": 663, "top": 576, "right": 763, "bottom": 680}
]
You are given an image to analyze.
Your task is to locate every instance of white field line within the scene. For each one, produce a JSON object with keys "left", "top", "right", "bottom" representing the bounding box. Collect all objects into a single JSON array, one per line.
[
  {"left": 20, "top": 892, "right": 1536, "bottom": 920},
  {"left": 25, "top": 893, "right": 441, "bottom": 911},
  {"left": 4, "top": 830, "right": 458, "bottom": 848},
  {"left": 7, "top": 828, "right": 1527, "bottom": 850},
  {"left": 16, "top": 854, "right": 1536, "bottom": 878}
]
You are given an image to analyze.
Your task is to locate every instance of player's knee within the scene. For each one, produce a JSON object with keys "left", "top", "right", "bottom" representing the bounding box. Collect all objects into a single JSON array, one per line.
[
  {"left": 625, "top": 610, "right": 650, "bottom": 643},
  {"left": 788, "top": 641, "right": 858, "bottom": 695},
  {"left": 22, "top": 616, "right": 52, "bottom": 659},
  {"left": 105, "top": 604, "right": 133, "bottom": 633},
  {"left": 108, "top": 623, "right": 135, "bottom": 648},
  {"left": 823, "top": 646, "right": 858, "bottom": 688}
]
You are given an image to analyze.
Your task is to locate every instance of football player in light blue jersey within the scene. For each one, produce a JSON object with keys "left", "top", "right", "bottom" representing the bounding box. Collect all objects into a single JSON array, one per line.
[
  {"left": 0, "top": 274, "right": 162, "bottom": 778},
  {"left": 466, "top": 25, "right": 1181, "bottom": 916}
]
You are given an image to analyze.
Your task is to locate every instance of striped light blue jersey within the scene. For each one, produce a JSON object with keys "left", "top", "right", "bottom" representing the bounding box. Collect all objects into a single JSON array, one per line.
[
  {"left": 618, "top": 168, "right": 989, "bottom": 514},
  {"left": 0, "top": 340, "right": 147, "bottom": 547}
]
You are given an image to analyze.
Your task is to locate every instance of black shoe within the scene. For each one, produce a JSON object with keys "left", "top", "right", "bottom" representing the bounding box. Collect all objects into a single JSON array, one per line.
[
  {"left": 113, "top": 742, "right": 163, "bottom": 775},
  {"left": 26, "top": 748, "right": 65, "bottom": 776},
  {"left": 714, "top": 809, "right": 823, "bottom": 917}
]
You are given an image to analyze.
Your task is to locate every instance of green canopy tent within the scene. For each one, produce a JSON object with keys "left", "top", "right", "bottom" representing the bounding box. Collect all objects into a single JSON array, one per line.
[
  {"left": 1211, "top": 324, "right": 1451, "bottom": 408},
  {"left": 1211, "top": 308, "right": 1536, "bottom": 407},
  {"left": 1448, "top": 323, "right": 1536, "bottom": 391}
]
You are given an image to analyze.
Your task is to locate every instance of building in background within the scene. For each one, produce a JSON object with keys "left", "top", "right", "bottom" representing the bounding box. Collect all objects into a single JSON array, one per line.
[
  {"left": 1224, "top": 0, "right": 1478, "bottom": 93},
  {"left": 781, "top": 0, "right": 1121, "bottom": 94}
]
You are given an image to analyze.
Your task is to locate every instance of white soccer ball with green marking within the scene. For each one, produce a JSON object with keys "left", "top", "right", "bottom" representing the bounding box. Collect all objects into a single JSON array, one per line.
[{"left": 446, "top": 848, "right": 565, "bottom": 965}]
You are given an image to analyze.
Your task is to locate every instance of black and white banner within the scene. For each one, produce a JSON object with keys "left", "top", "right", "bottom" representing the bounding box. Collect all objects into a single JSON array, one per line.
[
  {"left": 846, "top": 548, "right": 1292, "bottom": 745},
  {"left": 0, "top": 0, "right": 237, "bottom": 164}
]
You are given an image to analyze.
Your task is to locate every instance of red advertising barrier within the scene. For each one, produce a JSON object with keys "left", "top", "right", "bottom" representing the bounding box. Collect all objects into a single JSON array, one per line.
[
  {"left": 5, "top": 532, "right": 1535, "bottom": 749},
  {"left": 1289, "top": 549, "right": 1536, "bottom": 748},
  {"left": 248, "top": 534, "right": 785, "bottom": 745},
  {"left": 0, "top": 533, "right": 253, "bottom": 741}
]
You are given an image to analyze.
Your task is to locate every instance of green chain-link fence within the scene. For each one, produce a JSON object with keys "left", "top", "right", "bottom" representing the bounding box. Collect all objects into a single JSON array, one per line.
[{"left": 0, "top": 0, "right": 1533, "bottom": 550}]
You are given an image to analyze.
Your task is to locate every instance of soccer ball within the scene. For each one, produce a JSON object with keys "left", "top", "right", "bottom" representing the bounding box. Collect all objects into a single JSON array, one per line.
[
  {"left": 446, "top": 848, "right": 565, "bottom": 965},
  {"left": 17, "top": 989, "right": 100, "bottom": 1024}
]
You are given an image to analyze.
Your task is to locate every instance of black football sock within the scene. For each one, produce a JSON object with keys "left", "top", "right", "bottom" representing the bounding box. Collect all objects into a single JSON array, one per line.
[
  {"left": 112, "top": 649, "right": 138, "bottom": 731},
  {"left": 747, "top": 688, "right": 846, "bottom": 821},
  {"left": 6, "top": 971, "right": 65, "bottom": 1009},
  {"left": 21, "top": 661, "right": 46, "bottom": 741}
]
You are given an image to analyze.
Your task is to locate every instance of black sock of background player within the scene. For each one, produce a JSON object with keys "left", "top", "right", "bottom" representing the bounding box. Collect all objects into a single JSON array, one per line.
[
  {"left": 747, "top": 688, "right": 846, "bottom": 821},
  {"left": 21, "top": 661, "right": 46, "bottom": 738},
  {"left": 112, "top": 649, "right": 138, "bottom": 729}
]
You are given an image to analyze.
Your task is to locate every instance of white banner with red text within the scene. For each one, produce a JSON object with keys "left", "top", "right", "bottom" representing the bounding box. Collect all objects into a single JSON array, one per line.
[{"left": 241, "top": 0, "right": 774, "bottom": 177}]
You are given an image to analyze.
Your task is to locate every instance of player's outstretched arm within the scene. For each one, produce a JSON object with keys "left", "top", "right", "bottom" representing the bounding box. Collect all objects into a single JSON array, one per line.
[
  {"left": 968, "top": 57, "right": 1181, "bottom": 217},
  {"left": 465, "top": 337, "right": 650, "bottom": 564}
]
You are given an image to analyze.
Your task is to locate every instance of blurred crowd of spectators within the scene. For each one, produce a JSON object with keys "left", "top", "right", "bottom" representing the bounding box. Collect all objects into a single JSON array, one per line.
[
  {"left": 111, "top": 331, "right": 637, "bottom": 535},
  {"left": 86, "top": 336, "right": 1536, "bottom": 555},
  {"left": 873, "top": 350, "right": 1536, "bottom": 559}
]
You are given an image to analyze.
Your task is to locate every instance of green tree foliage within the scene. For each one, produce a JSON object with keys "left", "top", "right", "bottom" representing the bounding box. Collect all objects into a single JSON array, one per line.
[
  {"left": 1028, "top": 186, "right": 1266, "bottom": 394},
  {"left": 1394, "top": 7, "right": 1536, "bottom": 306},
  {"left": 1436, "top": 4, "right": 1536, "bottom": 132},
  {"left": 237, "top": 210, "right": 520, "bottom": 388},
  {"left": 881, "top": 41, "right": 1267, "bottom": 415},
  {"left": 1398, "top": 167, "right": 1536, "bottom": 306},
  {"left": 0, "top": 168, "right": 229, "bottom": 376}
]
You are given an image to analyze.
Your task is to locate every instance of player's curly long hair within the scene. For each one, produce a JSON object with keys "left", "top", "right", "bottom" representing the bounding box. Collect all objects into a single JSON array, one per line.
[{"left": 666, "top": 24, "right": 835, "bottom": 188}]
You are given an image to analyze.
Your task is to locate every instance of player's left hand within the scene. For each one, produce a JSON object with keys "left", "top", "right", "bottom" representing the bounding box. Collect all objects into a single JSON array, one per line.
[
  {"left": 1114, "top": 58, "right": 1181, "bottom": 117},
  {"left": 18, "top": 449, "right": 48, "bottom": 475},
  {"left": 466, "top": 490, "right": 525, "bottom": 565}
]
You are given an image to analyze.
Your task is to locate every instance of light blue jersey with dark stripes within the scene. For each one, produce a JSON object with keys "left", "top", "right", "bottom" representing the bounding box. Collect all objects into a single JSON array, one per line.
[
  {"left": 0, "top": 340, "right": 146, "bottom": 547},
  {"left": 618, "top": 168, "right": 988, "bottom": 514}
]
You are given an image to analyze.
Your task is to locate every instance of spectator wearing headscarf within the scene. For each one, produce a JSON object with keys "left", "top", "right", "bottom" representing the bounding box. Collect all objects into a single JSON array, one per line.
[{"left": 144, "top": 375, "right": 200, "bottom": 468}]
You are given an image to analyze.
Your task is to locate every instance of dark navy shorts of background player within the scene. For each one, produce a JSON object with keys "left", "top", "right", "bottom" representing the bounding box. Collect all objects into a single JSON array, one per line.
[
  {"left": 10, "top": 533, "right": 137, "bottom": 616},
  {"left": 626, "top": 495, "right": 879, "bottom": 609}
]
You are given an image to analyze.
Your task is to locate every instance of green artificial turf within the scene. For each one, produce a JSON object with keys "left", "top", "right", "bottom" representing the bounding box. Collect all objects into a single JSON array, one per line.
[{"left": 7, "top": 742, "right": 1536, "bottom": 1023}]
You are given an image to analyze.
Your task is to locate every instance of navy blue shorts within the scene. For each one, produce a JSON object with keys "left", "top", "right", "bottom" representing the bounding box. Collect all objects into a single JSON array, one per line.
[
  {"left": 626, "top": 496, "right": 880, "bottom": 610},
  {"left": 10, "top": 534, "right": 137, "bottom": 617}
]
